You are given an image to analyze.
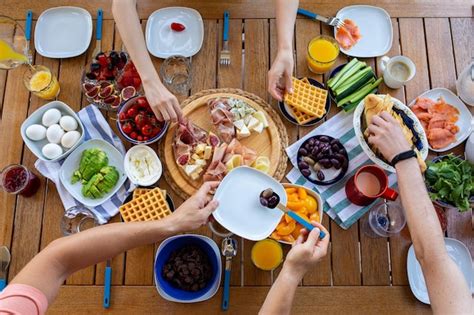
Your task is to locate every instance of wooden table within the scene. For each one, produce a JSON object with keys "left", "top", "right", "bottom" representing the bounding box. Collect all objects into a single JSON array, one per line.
[{"left": 0, "top": 1, "right": 472, "bottom": 314}]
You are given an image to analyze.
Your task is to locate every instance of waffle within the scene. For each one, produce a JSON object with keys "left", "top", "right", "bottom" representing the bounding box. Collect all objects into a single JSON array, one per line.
[
  {"left": 284, "top": 77, "right": 327, "bottom": 118},
  {"left": 133, "top": 188, "right": 167, "bottom": 199},
  {"left": 120, "top": 188, "right": 171, "bottom": 222}
]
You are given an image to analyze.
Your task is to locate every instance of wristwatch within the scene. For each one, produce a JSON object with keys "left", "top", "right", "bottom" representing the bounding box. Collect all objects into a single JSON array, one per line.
[{"left": 390, "top": 150, "right": 417, "bottom": 166}]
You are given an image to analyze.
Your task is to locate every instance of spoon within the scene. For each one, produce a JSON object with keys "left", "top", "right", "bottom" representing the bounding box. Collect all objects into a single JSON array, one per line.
[
  {"left": 260, "top": 188, "right": 326, "bottom": 239},
  {"left": 221, "top": 237, "right": 237, "bottom": 311}
]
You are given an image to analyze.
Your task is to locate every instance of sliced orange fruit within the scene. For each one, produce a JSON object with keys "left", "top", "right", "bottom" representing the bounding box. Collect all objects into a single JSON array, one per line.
[
  {"left": 276, "top": 220, "right": 296, "bottom": 236},
  {"left": 297, "top": 187, "right": 307, "bottom": 200}
]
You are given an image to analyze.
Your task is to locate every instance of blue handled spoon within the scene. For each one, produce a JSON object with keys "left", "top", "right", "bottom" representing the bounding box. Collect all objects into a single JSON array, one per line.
[{"left": 260, "top": 189, "right": 326, "bottom": 239}]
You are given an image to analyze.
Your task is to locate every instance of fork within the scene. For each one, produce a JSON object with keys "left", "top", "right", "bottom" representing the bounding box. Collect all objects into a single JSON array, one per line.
[
  {"left": 297, "top": 8, "right": 345, "bottom": 29},
  {"left": 219, "top": 11, "right": 230, "bottom": 66},
  {"left": 92, "top": 9, "right": 103, "bottom": 58}
]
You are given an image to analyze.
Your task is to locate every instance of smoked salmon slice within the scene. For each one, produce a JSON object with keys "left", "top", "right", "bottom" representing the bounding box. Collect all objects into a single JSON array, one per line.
[
  {"left": 335, "top": 19, "right": 361, "bottom": 50},
  {"left": 413, "top": 96, "right": 459, "bottom": 149}
]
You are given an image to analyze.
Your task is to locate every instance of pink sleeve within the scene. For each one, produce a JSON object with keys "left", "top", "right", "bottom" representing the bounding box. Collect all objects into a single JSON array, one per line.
[{"left": 0, "top": 284, "right": 48, "bottom": 315}]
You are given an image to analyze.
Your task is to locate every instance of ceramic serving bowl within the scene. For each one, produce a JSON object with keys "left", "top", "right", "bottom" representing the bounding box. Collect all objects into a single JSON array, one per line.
[
  {"left": 154, "top": 234, "right": 221, "bottom": 303},
  {"left": 353, "top": 94, "right": 428, "bottom": 172}
]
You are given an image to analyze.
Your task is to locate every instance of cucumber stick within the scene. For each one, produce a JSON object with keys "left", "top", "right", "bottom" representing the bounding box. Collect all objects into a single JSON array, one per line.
[
  {"left": 337, "top": 77, "right": 383, "bottom": 107},
  {"left": 334, "top": 68, "right": 374, "bottom": 98},
  {"left": 334, "top": 66, "right": 372, "bottom": 95},
  {"left": 330, "top": 61, "right": 366, "bottom": 90},
  {"left": 336, "top": 76, "right": 375, "bottom": 102},
  {"left": 327, "top": 58, "right": 359, "bottom": 88},
  {"left": 342, "top": 88, "right": 378, "bottom": 112}
]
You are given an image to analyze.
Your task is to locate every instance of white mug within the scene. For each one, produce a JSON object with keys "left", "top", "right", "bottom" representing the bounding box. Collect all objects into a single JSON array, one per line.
[{"left": 380, "top": 55, "right": 416, "bottom": 89}]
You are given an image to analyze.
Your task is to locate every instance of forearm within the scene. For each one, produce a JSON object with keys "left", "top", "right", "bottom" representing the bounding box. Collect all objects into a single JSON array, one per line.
[
  {"left": 259, "top": 265, "right": 301, "bottom": 315},
  {"left": 112, "top": 0, "right": 162, "bottom": 85},
  {"left": 275, "top": 0, "right": 298, "bottom": 52},
  {"left": 396, "top": 158, "right": 472, "bottom": 313}
]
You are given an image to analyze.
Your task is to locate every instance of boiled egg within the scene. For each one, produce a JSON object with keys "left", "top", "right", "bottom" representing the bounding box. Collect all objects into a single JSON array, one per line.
[
  {"left": 59, "top": 115, "right": 78, "bottom": 131},
  {"left": 42, "top": 143, "right": 63, "bottom": 159},
  {"left": 61, "top": 131, "right": 81, "bottom": 149},
  {"left": 25, "top": 124, "right": 47, "bottom": 141},
  {"left": 46, "top": 124, "right": 65, "bottom": 144},
  {"left": 42, "top": 108, "right": 62, "bottom": 127}
]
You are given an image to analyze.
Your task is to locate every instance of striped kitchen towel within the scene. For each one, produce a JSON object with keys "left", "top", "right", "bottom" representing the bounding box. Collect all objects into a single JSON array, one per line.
[
  {"left": 35, "top": 105, "right": 135, "bottom": 224},
  {"left": 285, "top": 110, "right": 397, "bottom": 229}
]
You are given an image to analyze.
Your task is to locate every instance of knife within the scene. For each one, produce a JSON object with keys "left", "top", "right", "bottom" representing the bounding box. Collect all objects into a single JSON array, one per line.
[
  {"left": 103, "top": 259, "right": 112, "bottom": 308},
  {"left": 92, "top": 9, "right": 103, "bottom": 58},
  {"left": 25, "top": 10, "right": 33, "bottom": 63},
  {"left": 0, "top": 246, "right": 11, "bottom": 291}
]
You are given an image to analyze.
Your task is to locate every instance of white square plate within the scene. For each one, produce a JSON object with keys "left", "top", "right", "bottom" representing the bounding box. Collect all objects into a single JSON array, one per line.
[
  {"left": 335, "top": 5, "right": 393, "bottom": 58},
  {"left": 145, "top": 7, "right": 204, "bottom": 58},
  {"left": 35, "top": 6, "right": 92, "bottom": 58},
  {"left": 212, "top": 167, "right": 287, "bottom": 241},
  {"left": 408, "top": 88, "right": 473, "bottom": 152},
  {"left": 407, "top": 238, "right": 474, "bottom": 304},
  {"left": 59, "top": 139, "right": 127, "bottom": 207}
]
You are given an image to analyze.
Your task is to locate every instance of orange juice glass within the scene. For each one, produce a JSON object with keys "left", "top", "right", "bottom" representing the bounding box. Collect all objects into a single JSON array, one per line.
[
  {"left": 251, "top": 239, "right": 283, "bottom": 271},
  {"left": 23, "top": 65, "right": 60, "bottom": 100},
  {"left": 307, "top": 35, "right": 339, "bottom": 74}
]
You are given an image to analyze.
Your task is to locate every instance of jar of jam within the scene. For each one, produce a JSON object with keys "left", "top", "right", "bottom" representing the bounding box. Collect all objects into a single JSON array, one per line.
[{"left": 0, "top": 164, "right": 40, "bottom": 197}]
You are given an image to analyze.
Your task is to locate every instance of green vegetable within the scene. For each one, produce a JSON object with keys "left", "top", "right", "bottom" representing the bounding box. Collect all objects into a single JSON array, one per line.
[
  {"left": 327, "top": 58, "right": 359, "bottom": 88},
  {"left": 342, "top": 88, "right": 378, "bottom": 112},
  {"left": 334, "top": 67, "right": 374, "bottom": 100},
  {"left": 338, "top": 77, "right": 383, "bottom": 108},
  {"left": 71, "top": 148, "right": 108, "bottom": 183},
  {"left": 81, "top": 166, "right": 119, "bottom": 199},
  {"left": 329, "top": 60, "right": 366, "bottom": 91},
  {"left": 425, "top": 154, "right": 474, "bottom": 212}
]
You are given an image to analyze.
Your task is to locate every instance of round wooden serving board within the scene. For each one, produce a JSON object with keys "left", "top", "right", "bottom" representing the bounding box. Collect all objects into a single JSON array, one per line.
[{"left": 160, "top": 88, "right": 289, "bottom": 199}]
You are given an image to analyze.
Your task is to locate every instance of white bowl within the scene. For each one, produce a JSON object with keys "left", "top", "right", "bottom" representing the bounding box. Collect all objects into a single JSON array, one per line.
[
  {"left": 353, "top": 94, "right": 429, "bottom": 173},
  {"left": 21, "top": 100, "right": 84, "bottom": 162},
  {"left": 124, "top": 145, "right": 162, "bottom": 186},
  {"left": 59, "top": 139, "right": 127, "bottom": 207}
]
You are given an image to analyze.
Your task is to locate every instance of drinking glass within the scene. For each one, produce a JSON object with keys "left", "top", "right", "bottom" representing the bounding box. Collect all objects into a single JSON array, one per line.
[
  {"left": 363, "top": 200, "right": 406, "bottom": 238},
  {"left": 306, "top": 35, "right": 339, "bottom": 74},
  {"left": 0, "top": 15, "right": 29, "bottom": 69},
  {"left": 23, "top": 65, "right": 60, "bottom": 100},
  {"left": 160, "top": 55, "right": 192, "bottom": 95},
  {"left": 0, "top": 164, "right": 40, "bottom": 197},
  {"left": 61, "top": 206, "right": 99, "bottom": 236}
]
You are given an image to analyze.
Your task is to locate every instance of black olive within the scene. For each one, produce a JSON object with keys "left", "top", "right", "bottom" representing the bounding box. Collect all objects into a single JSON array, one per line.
[
  {"left": 311, "top": 147, "right": 319, "bottom": 156},
  {"left": 261, "top": 188, "right": 274, "bottom": 198},
  {"left": 317, "top": 171, "right": 325, "bottom": 180},
  {"left": 332, "top": 144, "right": 340, "bottom": 152},
  {"left": 301, "top": 168, "right": 311, "bottom": 177},
  {"left": 308, "top": 138, "right": 316, "bottom": 146},
  {"left": 331, "top": 158, "right": 341, "bottom": 169},
  {"left": 268, "top": 195, "right": 279, "bottom": 208},
  {"left": 304, "top": 143, "right": 313, "bottom": 151},
  {"left": 319, "top": 135, "right": 330, "bottom": 142},
  {"left": 298, "top": 161, "right": 309, "bottom": 170},
  {"left": 298, "top": 148, "right": 308, "bottom": 156},
  {"left": 260, "top": 197, "right": 269, "bottom": 207}
]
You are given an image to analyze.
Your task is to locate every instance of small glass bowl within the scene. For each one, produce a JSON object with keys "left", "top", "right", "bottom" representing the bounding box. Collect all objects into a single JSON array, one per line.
[
  {"left": 60, "top": 206, "right": 99, "bottom": 236},
  {"left": 159, "top": 55, "right": 192, "bottom": 95}
]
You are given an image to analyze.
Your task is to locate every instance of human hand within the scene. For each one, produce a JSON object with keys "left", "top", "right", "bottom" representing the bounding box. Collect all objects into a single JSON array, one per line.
[
  {"left": 142, "top": 78, "right": 183, "bottom": 123},
  {"left": 169, "top": 181, "right": 220, "bottom": 233},
  {"left": 367, "top": 111, "right": 412, "bottom": 162},
  {"left": 268, "top": 49, "right": 294, "bottom": 101},
  {"left": 283, "top": 221, "right": 330, "bottom": 279}
]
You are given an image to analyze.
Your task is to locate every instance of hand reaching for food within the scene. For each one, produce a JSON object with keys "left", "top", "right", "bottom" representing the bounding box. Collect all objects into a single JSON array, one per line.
[
  {"left": 143, "top": 78, "right": 183, "bottom": 123},
  {"left": 169, "top": 181, "right": 220, "bottom": 232},
  {"left": 366, "top": 111, "right": 412, "bottom": 162},
  {"left": 283, "top": 221, "right": 329, "bottom": 279},
  {"left": 268, "top": 50, "right": 294, "bottom": 101}
]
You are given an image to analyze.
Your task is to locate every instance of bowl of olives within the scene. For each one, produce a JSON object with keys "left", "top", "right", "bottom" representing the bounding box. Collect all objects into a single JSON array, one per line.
[{"left": 296, "top": 135, "right": 349, "bottom": 185}]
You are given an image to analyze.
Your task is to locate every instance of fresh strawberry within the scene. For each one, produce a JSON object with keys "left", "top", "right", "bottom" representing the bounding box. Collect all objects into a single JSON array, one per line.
[{"left": 171, "top": 22, "right": 185, "bottom": 32}]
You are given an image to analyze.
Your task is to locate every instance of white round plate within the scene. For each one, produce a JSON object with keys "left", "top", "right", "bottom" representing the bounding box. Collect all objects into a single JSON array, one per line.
[
  {"left": 408, "top": 88, "right": 473, "bottom": 152},
  {"left": 35, "top": 6, "right": 92, "bottom": 58},
  {"left": 334, "top": 5, "right": 393, "bottom": 58},
  {"left": 59, "top": 139, "right": 127, "bottom": 207},
  {"left": 353, "top": 94, "right": 429, "bottom": 173},
  {"left": 145, "top": 7, "right": 204, "bottom": 58},
  {"left": 407, "top": 237, "right": 474, "bottom": 304},
  {"left": 124, "top": 144, "right": 162, "bottom": 186},
  {"left": 213, "top": 166, "right": 287, "bottom": 241}
]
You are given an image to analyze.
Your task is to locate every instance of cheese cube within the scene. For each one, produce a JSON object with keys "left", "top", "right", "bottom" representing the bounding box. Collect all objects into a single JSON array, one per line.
[
  {"left": 195, "top": 159, "right": 207, "bottom": 166},
  {"left": 191, "top": 153, "right": 200, "bottom": 161},
  {"left": 237, "top": 125, "right": 251, "bottom": 139},
  {"left": 247, "top": 116, "right": 260, "bottom": 130},
  {"left": 252, "top": 122, "right": 264, "bottom": 133},
  {"left": 253, "top": 111, "right": 269, "bottom": 128},
  {"left": 184, "top": 164, "right": 201, "bottom": 176},
  {"left": 233, "top": 119, "right": 246, "bottom": 130},
  {"left": 195, "top": 143, "right": 206, "bottom": 154},
  {"left": 203, "top": 146, "right": 212, "bottom": 160}
]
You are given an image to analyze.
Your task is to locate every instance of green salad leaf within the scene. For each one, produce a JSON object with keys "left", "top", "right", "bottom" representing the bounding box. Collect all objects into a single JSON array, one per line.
[{"left": 425, "top": 154, "right": 474, "bottom": 211}]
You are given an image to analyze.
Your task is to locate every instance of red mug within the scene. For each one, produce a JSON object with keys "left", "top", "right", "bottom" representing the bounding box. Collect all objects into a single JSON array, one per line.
[{"left": 345, "top": 165, "right": 398, "bottom": 206}]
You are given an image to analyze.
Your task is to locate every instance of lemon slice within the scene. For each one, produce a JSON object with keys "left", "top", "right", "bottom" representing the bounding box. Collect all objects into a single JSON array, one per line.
[
  {"left": 226, "top": 154, "right": 243, "bottom": 171},
  {"left": 254, "top": 156, "right": 270, "bottom": 174}
]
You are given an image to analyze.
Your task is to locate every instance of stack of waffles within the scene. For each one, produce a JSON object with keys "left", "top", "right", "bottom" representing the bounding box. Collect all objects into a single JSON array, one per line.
[{"left": 119, "top": 188, "right": 172, "bottom": 222}]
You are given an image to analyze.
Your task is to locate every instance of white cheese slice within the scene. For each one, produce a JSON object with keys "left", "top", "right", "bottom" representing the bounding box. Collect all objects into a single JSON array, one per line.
[
  {"left": 184, "top": 164, "right": 201, "bottom": 176},
  {"left": 252, "top": 122, "right": 264, "bottom": 133},
  {"left": 233, "top": 119, "right": 246, "bottom": 130},
  {"left": 237, "top": 125, "right": 251, "bottom": 139},
  {"left": 203, "top": 146, "right": 213, "bottom": 160},
  {"left": 247, "top": 116, "right": 260, "bottom": 130}
]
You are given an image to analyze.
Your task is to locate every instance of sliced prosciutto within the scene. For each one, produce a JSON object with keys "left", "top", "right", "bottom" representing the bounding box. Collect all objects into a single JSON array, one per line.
[
  {"left": 203, "top": 143, "right": 228, "bottom": 182},
  {"left": 174, "top": 119, "right": 209, "bottom": 166},
  {"left": 335, "top": 19, "right": 361, "bottom": 50},
  {"left": 412, "top": 97, "right": 460, "bottom": 149},
  {"left": 208, "top": 98, "right": 235, "bottom": 143}
]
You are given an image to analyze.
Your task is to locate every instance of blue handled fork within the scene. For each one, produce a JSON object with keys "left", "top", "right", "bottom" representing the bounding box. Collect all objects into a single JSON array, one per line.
[
  {"left": 219, "top": 10, "right": 230, "bottom": 66},
  {"left": 297, "top": 8, "right": 345, "bottom": 29},
  {"left": 103, "top": 259, "right": 111, "bottom": 308},
  {"left": 92, "top": 9, "right": 103, "bottom": 58},
  {"left": 25, "top": 10, "right": 33, "bottom": 63}
]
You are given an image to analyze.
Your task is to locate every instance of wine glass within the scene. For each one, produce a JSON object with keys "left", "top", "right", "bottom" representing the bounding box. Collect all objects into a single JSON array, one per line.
[
  {"left": 0, "top": 15, "right": 30, "bottom": 70},
  {"left": 363, "top": 200, "right": 407, "bottom": 238}
]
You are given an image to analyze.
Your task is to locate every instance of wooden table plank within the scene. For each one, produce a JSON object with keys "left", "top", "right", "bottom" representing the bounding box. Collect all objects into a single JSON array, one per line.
[
  {"left": 450, "top": 18, "right": 473, "bottom": 79},
  {"left": 49, "top": 285, "right": 431, "bottom": 314},
  {"left": 242, "top": 19, "right": 271, "bottom": 286},
  {"left": 2, "top": 0, "right": 472, "bottom": 19}
]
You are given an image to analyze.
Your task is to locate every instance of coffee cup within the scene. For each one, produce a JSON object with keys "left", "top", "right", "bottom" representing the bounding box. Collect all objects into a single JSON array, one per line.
[
  {"left": 345, "top": 165, "right": 398, "bottom": 206},
  {"left": 379, "top": 55, "right": 416, "bottom": 89}
]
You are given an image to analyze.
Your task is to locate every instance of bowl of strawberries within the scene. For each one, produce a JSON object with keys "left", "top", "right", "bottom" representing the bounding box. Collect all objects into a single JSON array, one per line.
[
  {"left": 117, "top": 95, "right": 169, "bottom": 144},
  {"left": 82, "top": 51, "right": 142, "bottom": 111}
]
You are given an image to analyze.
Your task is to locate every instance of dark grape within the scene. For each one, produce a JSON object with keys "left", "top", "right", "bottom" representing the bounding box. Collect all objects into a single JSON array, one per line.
[
  {"left": 308, "top": 138, "right": 316, "bottom": 146},
  {"left": 298, "top": 148, "right": 308, "bottom": 156},
  {"left": 319, "top": 136, "right": 330, "bottom": 142},
  {"left": 301, "top": 168, "right": 311, "bottom": 177},
  {"left": 331, "top": 158, "right": 341, "bottom": 169},
  {"left": 311, "top": 147, "right": 319, "bottom": 156},
  {"left": 317, "top": 171, "right": 325, "bottom": 181},
  {"left": 298, "top": 161, "right": 309, "bottom": 170},
  {"left": 268, "top": 195, "right": 279, "bottom": 208},
  {"left": 260, "top": 197, "right": 269, "bottom": 207}
]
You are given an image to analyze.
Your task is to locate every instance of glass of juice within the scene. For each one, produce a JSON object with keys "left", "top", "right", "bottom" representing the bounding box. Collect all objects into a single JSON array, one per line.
[
  {"left": 60, "top": 206, "right": 99, "bottom": 236},
  {"left": 23, "top": 65, "right": 60, "bottom": 100},
  {"left": 307, "top": 35, "right": 340, "bottom": 74},
  {"left": 251, "top": 239, "right": 283, "bottom": 271},
  {"left": 0, "top": 164, "right": 40, "bottom": 197},
  {"left": 0, "top": 15, "right": 29, "bottom": 69}
]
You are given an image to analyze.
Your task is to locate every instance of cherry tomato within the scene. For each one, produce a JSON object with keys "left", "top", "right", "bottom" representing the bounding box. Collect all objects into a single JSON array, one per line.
[
  {"left": 118, "top": 112, "right": 127, "bottom": 121},
  {"left": 127, "top": 107, "right": 138, "bottom": 118},
  {"left": 143, "top": 136, "right": 149, "bottom": 141},
  {"left": 135, "top": 113, "right": 148, "bottom": 128},
  {"left": 149, "top": 117, "right": 158, "bottom": 126},
  {"left": 151, "top": 126, "right": 161, "bottom": 137},
  {"left": 96, "top": 53, "right": 108, "bottom": 67},
  {"left": 136, "top": 97, "right": 148, "bottom": 108},
  {"left": 121, "top": 122, "right": 133, "bottom": 134},
  {"left": 137, "top": 135, "right": 143, "bottom": 142},
  {"left": 130, "top": 131, "right": 138, "bottom": 140},
  {"left": 170, "top": 22, "right": 186, "bottom": 32},
  {"left": 141, "top": 125, "right": 153, "bottom": 136}
]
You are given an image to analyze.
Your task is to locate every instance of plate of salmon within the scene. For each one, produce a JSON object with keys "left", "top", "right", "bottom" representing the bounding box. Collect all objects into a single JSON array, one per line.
[
  {"left": 334, "top": 5, "right": 392, "bottom": 58},
  {"left": 409, "top": 88, "right": 473, "bottom": 152}
]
